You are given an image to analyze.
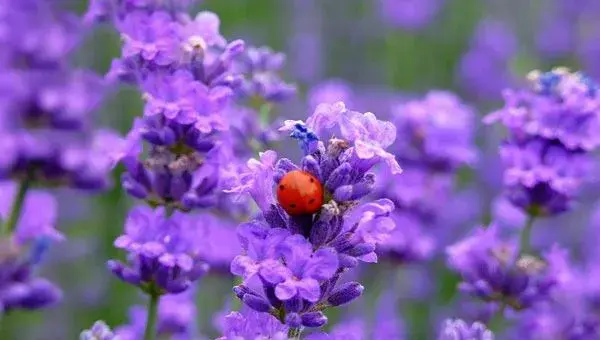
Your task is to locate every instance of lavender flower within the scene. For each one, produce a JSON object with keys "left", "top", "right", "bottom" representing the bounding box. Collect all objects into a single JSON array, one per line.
[
  {"left": 233, "top": 46, "right": 297, "bottom": 103},
  {"left": 458, "top": 19, "right": 517, "bottom": 101},
  {"left": 216, "top": 307, "right": 288, "bottom": 340},
  {"left": 378, "top": 0, "right": 446, "bottom": 30},
  {"left": 438, "top": 319, "right": 494, "bottom": 340},
  {"left": 107, "top": 206, "right": 209, "bottom": 294},
  {"left": 446, "top": 224, "right": 568, "bottom": 311},
  {"left": 485, "top": 68, "right": 600, "bottom": 216},
  {"left": 376, "top": 91, "right": 477, "bottom": 264},
  {"left": 0, "top": 185, "right": 62, "bottom": 312},
  {"left": 0, "top": 1, "right": 119, "bottom": 191},
  {"left": 227, "top": 102, "right": 399, "bottom": 329},
  {"left": 80, "top": 321, "right": 120, "bottom": 340},
  {"left": 390, "top": 91, "right": 477, "bottom": 171}
]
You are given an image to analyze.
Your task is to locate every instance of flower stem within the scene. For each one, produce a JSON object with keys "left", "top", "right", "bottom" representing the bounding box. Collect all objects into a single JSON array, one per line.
[
  {"left": 287, "top": 327, "right": 302, "bottom": 339},
  {"left": 518, "top": 215, "right": 536, "bottom": 254},
  {"left": 489, "top": 303, "right": 506, "bottom": 331},
  {"left": 143, "top": 292, "right": 160, "bottom": 340},
  {"left": 1, "top": 178, "right": 31, "bottom": 236}
]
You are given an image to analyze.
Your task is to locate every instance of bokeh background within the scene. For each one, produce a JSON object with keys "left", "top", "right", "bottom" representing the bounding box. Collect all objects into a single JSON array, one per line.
[{"left": 2, "top": 0, "right": 600, "bottom": 339}]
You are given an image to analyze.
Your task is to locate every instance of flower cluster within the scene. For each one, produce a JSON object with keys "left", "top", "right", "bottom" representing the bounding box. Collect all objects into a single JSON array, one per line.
[
  {"left": 108, "top": 206, "right": 209, "bottom": 294},
  {"left": 228, "top": 102, "right": 400, "bottom": 330},
  {"left": 0, "top": 0, "right": 118, "bottom": 190},
  {"left": 485, "top": 68, "right": 600, "bottom": 216},
  {"left": 446, "top": 225, "right": 568, "bottom": 311},
  {"left": 376, "top": 91, "right": 477, "bottom": 264}
]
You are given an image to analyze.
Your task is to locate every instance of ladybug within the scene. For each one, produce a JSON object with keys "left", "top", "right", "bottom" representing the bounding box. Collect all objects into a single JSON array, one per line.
[{"left": 276, "top": 170, "right": 324, "bottom": 216}]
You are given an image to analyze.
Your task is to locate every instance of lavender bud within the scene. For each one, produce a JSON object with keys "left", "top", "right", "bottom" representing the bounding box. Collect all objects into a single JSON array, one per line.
[
  {"left": 327, "top": 282, "right": 364, "bottom": 306},
  {"left": 243, "top": 294, "right": 272, "bottom": 313},
  {"left": 302, "top": 311, "right": 328, "bottom": 327},
  {"left": 285, "top": 313, "right": 302, "bottom": 328}
]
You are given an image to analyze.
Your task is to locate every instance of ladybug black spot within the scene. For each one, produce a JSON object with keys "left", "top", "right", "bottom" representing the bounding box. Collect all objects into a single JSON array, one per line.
[
  {"left": 279, "top": 185, "right": 285, "bottom": 190},
  {"left": 309, "top": 178, "right": 314, "bottom": 183},
  {"left": 308, "top": 198, "right": 315, "bottom": 205},
  {"left": 290, "top": 203, "right": 297, "bottom": 208}
]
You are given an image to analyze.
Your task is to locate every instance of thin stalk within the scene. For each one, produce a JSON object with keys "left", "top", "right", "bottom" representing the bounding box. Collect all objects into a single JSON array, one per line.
[
  {"left": 1, "top": 178, "right": 31, "bottom": 235},
  {"left": 143, "top": 293, "right": 160, "bottom": 340},
  {"left": 518, "top": 215, "right": 536, "bottom": 254}
]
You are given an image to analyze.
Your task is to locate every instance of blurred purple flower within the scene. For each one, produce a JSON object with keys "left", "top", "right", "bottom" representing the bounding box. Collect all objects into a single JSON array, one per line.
[
  {"left": 485, "top": 68, "right": 600, "bottom": 216},
  {"left": 80, "top": 321, "right": 120, "bottom": 340},
  {"left": 390, "top": 91, "right": 477, "bottom": 171},
  {"left": 108, "top": 206, "right": 209, "bottom": 294},
  {"left": 308, "top": 80, "right": 353, "bottom": 110},
  {"left": 378, "top": 0, "right": 445, "bottom": 31},
  {"left": 438, "top": 319, "right": 493, "bottom": 340},
  {"left": 0, "top": 182, "right": 61, "bottom": 244},
  {"left": 458, "top": 19, "right": 517, "bottom": 101},
  {"left": 233, "top": 46, "right": 296, "bottom": 102},
  {"left": 447, "top": 224, "right": 569, "bottom": 311}
]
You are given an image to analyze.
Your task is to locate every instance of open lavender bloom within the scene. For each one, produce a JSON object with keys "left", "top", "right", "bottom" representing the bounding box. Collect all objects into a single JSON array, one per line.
[
  {"left": 446, "top": 224, "right": 568, "bottom": 311},
  {"left": 80, "top": 321, "right": 120, "bottom": 340},
  {"left": 485, "top": 68, "right": 600, "bottom": 216},
  {"left": 107, "top": 206, "right": 209, "bottom": 294},
  {"left": 217, "top": 306, "right": 289, "bottom": 340},
  {"left": 227, "top": 102, "right": 400, "bottom": 329},
  {"left": 438, "top": 319, "right": 494, "bottom": 340},
  {"left": 0, "top": 0, "right": 119, "bottom": 190}
]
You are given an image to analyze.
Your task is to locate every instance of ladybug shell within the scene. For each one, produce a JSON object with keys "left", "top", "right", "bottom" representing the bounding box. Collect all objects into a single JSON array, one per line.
[{"left": 276, "top": 170, "right": 324, "bottom": 216}]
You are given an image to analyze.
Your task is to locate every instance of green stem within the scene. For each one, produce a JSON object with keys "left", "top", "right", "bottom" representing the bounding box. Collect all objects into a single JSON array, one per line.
[
  {"left": 518, "top": 215, "right": 536, "bottom": 255},
  {"left": 287, "top": 327, "right": 302, "bottom": 339},
  {"left": 1, "top": 178, "right": 31, "bottom": 236},
  {"left": 143, "top": 293, "right": 160, "bottom": 340},
  {"left": 489, "top": 303, "right": 506, "bottom": 331}
]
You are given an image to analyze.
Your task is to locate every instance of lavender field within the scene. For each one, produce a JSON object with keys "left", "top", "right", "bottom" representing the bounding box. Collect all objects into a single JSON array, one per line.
[{"left": 2, "top": 0, "right": 600, "bottom": 339}]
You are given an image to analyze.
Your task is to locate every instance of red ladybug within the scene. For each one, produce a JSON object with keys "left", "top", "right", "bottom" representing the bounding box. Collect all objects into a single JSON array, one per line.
[{"left": 276, "top": 170, "right": 324, "bottom": 216}]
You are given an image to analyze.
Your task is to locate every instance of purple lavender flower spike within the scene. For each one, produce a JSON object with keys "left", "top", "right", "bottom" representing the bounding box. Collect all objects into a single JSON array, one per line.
[
  {"left": 485, "top": 68, "right": 600, "bottom": 216},
  {"left": 375, "top": 90, "right": 476, "bottom": 265},
  {"left": 108, "top": 206, "right": 209, "bottom": 294},
  {"left": 233, "top": 46, "right": 297, "bottom": 103},
  {"left": 391, "top": 91, "right": 477, "bottom": 171},
  {"left": 80, "top": 321, "right": 120, "bottom": 340},
  {"left": 0, "top": 0, "right": 121, "bottom": 191},
  {"left": 446, "top": 224, "right": 569, "bottom": 311},
  {"left": 378, "top": 0, "right": 445, "bottom": 31},
  {"left": 438, "top": 319, "right": 494, "bottom": 340},
  {"left": 458, "top": 19, "right": 517, "bottom": 101},
  {"left": 227, "top": 102, "right": 399, "bottom": 329}
]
